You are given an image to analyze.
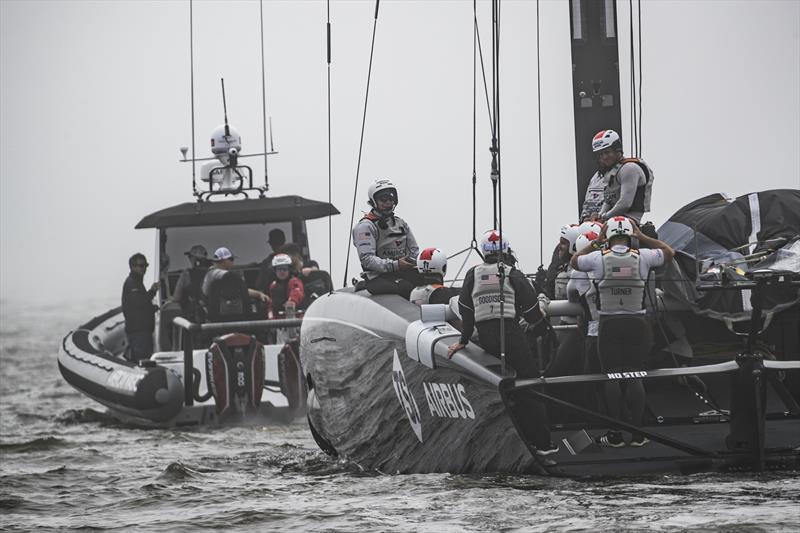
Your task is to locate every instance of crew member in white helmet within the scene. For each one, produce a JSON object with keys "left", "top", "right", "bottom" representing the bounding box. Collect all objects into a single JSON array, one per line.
[
  {"left": 352, "top": 178, "right": 421, "bottom": 299},
  {"left": 571, "top": 216, "right": 674, "bottom": 447},
  {"left": 409, "top": 248, "right": 458, "bottom": 306},
  {"left": 448, "top": 230, "right": 558, "bottom": 456},
  {"left": 587, "top": 130, "right": 655, "bottom": 231}
]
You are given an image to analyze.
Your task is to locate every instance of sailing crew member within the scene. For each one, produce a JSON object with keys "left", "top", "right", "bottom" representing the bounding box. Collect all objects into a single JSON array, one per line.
[
  {"left": 571, "top": 216, "right": 674, "bottom": 447},
  {"left": 352, "top": 178, "right": 421, "bottom": 299},
  {"left": 409, "top": 248, "right": 457, "bottom": 306},
  {"left": 547, "top": 224, "right": 584, "bottom": 375},
  {"left": 447, "top": 230, "right": 559, "bottom": 457},
  {"left": 121, "top": 253, "right": 159, "bottom": 362},
  {"left": 254, "top": 228, "right": 287, "bottom": 293},
  {"left": 589, "top": 130, "right": 655, "bottom": 232},
  {"left": 171, "top": 244, "right": 210, "bottom": 322},
  {"left": 267, "top": 253, "right": 305, "bottom": 318},
  {"left": 202, "top": 247, "right": 269, "bottom": 304},
  {"left": 568, "top": 230, "right": 605, "bottom": 411}
]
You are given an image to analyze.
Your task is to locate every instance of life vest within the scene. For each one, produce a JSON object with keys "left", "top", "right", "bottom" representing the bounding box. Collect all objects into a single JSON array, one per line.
[
  {"left": 554, "top": 269, "right": 570, "bottom": 300},
  {"left": 595, "top": 249, "right": 645, "bottom": 313},
  {"left": 471, "top": 263, "right": 516, "bottom": 323},
  {"left": 603, "top": 157, "right": 654, "bottom": 215},
  {"left": 581, "top": 172, "right": 606, "bottom": 220},
  {"left": 361, "top": 212, "right": 409, "bottom": 260},
  {"left": 409, "top": 283, "right": 444, "bottom": 306}
]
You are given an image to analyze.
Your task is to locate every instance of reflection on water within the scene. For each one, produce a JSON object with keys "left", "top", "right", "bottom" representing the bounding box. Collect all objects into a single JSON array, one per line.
[{"left": 1, "top": 300, "right": 798, "bottom": 532}]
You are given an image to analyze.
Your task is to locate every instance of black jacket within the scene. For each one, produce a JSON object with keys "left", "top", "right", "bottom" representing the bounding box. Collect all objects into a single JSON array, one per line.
[
  {"left": 457, "top": 256, "right": 542, "bottom": 345},
  {"left": 122, "top": 272, "right": 158, "bottom": 333}
]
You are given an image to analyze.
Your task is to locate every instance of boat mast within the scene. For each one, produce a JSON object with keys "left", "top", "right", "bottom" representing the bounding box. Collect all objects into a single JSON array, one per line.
[{"left": 568, "top": 0, "right": 623, "bottom": 216}]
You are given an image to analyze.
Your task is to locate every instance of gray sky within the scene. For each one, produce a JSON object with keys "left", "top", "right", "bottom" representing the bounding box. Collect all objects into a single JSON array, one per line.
[{"left": 1, "top": 0, "right": 798, "bottom": 307}]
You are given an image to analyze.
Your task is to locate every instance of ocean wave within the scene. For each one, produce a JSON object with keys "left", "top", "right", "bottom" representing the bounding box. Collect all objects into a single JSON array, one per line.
[
  {"left": 0, "top": 437, "right": 70, "bottom": 454},
  {"left": 157, "top": 461, "right": 207, "bottom": 482}
]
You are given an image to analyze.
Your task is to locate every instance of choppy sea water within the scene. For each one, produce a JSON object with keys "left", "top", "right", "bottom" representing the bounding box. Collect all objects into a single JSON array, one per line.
[{"left": 1, "top": 300, "right": 798, "bottom": 532}]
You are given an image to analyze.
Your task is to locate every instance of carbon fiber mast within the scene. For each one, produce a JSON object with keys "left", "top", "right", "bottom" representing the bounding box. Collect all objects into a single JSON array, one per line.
[{"left": 568, "top": 0, "right": 623, "bottom": 216}]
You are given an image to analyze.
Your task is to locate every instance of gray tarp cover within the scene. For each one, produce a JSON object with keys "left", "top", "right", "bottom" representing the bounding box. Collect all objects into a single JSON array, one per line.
[{"left": 657, "top": 189, "right": 800, "bottom": 322}]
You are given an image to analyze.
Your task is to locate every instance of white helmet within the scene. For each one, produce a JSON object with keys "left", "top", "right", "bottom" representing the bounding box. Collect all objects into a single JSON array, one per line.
[
  {"left": 606, "top": 216, "right": 634, "bottom": 239},
  {"left": 591, "top": 129, "right": 622, "bottom": 153},
  {"left": 579, "top": 221, "right": 603, "bottom": 236},
  {"left": 575, "top": 230, "right": 600, "bottom": 253},
  {"left": 271, "top": 253, "right": 293, "bottom": 269},
  {"left": 480, "top": 229, "right": 510, "bottom": 254},
  {"left": 564, "top": 225, "right": 582, "bottom": 254},
  {"left": 417, "top": 247, "right": 447, "bottom": 276},
  {"left": 367, "top": 178, "right": 398, "bottom": 209},
  {"left": 210, "top": 124, "right": 242, "bottom": 157}
]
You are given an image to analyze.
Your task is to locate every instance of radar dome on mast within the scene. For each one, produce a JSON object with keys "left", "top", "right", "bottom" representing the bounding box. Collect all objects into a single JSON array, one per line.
[{"left": 210, "top": 124, "right": 242, "bottom": 160}]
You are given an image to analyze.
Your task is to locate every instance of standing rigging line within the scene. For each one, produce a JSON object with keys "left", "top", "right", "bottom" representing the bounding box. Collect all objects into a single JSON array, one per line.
[
  {"left": 637, "top": 0, "right": 643, "bottom": 156},
  {"left": 472, "top": 0, "right": 478, "bottom": 248},
  {"left": 628, "top": 0, "right": 638, "bottom": 157},
  {"left": 189, "top": 0, "right": 197, "bottom": 197},
  {"left": 475, "top": 19, "right": 494, "bottom": 137},
  {"left": 535, "top": 0, "right": 544, "bottom": 266},
  {"left": 491, "top": 0, "right": 507, "bottom": 376},
  {"left": 326, "top": 0, "right": 333, "bottom": 287},
  {"left": 259, "top": 0, "right": 270, "bottom": 191},
  {"left": 342, "top": 0, "right": 381, "bottom": 288}
]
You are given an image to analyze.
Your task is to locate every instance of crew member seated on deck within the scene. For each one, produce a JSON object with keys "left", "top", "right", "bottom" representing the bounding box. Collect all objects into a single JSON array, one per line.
[
  {"left": 409, "top": 248, "right": 458, "bottom": 306},
  {"left": 447, "top": 230, "right": 559, "bottom": 457},
  {"left": 571, "top": 216, "right": 674, "bottom": 447},
  {"left": 352, "top": 178, "right": 421, "bottom": 299},
  {"left": 171, "top": 244, "right": 210, "bottom": 322},
  {"left": 590, "top": 129, "right": 657, "bottom": 237},
  {"left": 202, "top": 247, "right": 269, "bottom": 322},
  {"left": 268, "top": 253, "right": 305, "bottom": 319}
]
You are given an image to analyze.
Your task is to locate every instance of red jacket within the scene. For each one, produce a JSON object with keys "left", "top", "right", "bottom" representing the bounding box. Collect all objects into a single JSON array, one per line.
[{"left": 269, "top": 276, "right": 305, "bottom": 316}]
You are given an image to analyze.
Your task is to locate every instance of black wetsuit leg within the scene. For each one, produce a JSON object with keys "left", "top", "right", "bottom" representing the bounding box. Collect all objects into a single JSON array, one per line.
[
  {"left": 364, "top": 271, "right": 422, "bottom": 299},
  {"left": 477, "top": 319, "right": 552, "bottom": 449},
  {"left": 597, "top": 315, "right": 652, "bottom": 425},
  {"left": 544, "top": 328, "right": 586, "bottom": 421},
  {"left": 583, "top": 335, "right": 606, "bottom": 413},
  {"left": 126, "top": 331, "right": 154, "bottom": 362}
]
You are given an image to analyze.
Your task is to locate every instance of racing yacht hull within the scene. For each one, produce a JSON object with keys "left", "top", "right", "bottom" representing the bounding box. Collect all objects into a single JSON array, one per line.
[{"left": 301, "top": 290, "right": 800, "bottom": 476}]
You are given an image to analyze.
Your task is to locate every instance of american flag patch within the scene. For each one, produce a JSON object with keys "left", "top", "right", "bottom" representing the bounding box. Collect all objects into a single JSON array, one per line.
[
  {"left": 479, "top": 273, "right": 499, "bottom": 285},
  {"left": 611, "top": 266, "right": 633, "bottom": 277}
]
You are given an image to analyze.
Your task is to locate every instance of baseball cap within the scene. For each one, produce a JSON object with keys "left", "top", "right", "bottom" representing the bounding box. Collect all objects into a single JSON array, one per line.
[
  {"left": 185, "top": 244, "right": 208, "bottom": 259},
  {"left": 212, "top": 247, "right": 234, "bottom": 261}
]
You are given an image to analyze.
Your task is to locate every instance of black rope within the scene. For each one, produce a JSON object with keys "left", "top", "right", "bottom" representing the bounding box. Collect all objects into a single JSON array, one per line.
[
  {"left": 259, "top": 0, "right": 270, "bottom": 192},
  {"left": 327, "top": 0, "right": 333, "bottom": 288},
  {"left": 637, "top": 0, "right": 643, "bottom": 156},
  {"left": 475, "top": 18, "right": 494, "bottom": 137},
  {"left": 342, "top": 0, "right": 380, "bottom": 288},
  {"left": 535, "top": 0, "right": 543, "bottom": 265},
  {"left": 628, "top": 0, "right": 638, "bottom": 156},
  {"left": 189, "top": 0, "right": 197, "bottom": 197}
]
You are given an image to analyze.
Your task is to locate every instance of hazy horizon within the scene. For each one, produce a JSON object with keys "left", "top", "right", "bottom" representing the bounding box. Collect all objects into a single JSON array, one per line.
[{"left": 1, "top": 0, "right": 798, "bottom": 309}]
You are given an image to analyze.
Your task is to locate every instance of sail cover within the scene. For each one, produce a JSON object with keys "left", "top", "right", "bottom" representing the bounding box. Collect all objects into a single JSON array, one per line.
[{"left": 657, "top": 189, "right": 800, "bottom": 322}]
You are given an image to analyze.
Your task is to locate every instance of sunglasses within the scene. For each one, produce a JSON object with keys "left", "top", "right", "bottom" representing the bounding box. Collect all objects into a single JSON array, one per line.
[
  {"left": 134, "top": 263, "right": 149, "bottom": 268},
  {"left": 274, "top": 266, "right": 290, "bottom": 272},
  {"left": 375, "top": 194, "right": 396, "bottom": 203}
]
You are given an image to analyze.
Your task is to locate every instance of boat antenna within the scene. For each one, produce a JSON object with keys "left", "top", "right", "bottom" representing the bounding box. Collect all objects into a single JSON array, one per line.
[
  {"left": 342, "top": 0, "right": 381, "bottom": 288},
  {"left": 326, "top": 0, "right": 333, "bottom": 289},
  {"left": 221, "top": 78, "right": 230, "bottom": 137},
  {"left": 269, "top": 116, "right": 275, "bottom": 152},
  {"left": 189, "top": 0, "right": 197, "bottom": 197},
  {"left": 259, "top": 0, "right": 270, "bottom": 191}
]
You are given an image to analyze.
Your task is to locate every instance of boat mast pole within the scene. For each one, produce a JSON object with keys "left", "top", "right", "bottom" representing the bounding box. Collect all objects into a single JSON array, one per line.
[{"left": 568, "top": 0, "right": 623, "bottom": 217}]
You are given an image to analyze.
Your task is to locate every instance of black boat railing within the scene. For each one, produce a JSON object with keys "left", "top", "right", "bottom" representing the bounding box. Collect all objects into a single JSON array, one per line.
[{"left": 172, "top": 316, "right": 303, "bottom": 407}]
